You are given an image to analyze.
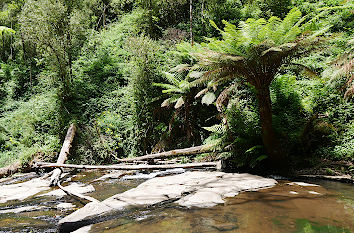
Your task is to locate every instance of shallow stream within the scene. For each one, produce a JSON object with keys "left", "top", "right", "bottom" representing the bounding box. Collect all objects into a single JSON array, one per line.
[{"left": 0, "top": 171, "right": 353, "bottom": 233}]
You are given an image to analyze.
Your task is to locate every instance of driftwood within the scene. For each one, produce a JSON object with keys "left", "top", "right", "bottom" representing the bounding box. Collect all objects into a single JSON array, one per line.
[
  {"left": 0, "top": 161, "right": 21, "bottom": 179},
  {"left": 117, "top": 144, "right": 215, "bottom": 163},
  {"left": 50, "top": 123, "right": 77, "bottom": 186},
  {"left": 36, "top": 161, "right": 221, "bottom": 170}
]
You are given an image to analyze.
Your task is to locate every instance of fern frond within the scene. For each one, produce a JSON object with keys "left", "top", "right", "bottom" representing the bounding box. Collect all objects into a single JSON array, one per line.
[
  {"left": 189, "top": 71, "right": 204, "bottom": 79},
  {"left": 174, "top": 97, "right": 185, "bottom": 108},
  {"left": 162, "top": 88, "right": 184, "bottom": 94},
  {"left": 170, "top": 64, "right": 191, "bottom": 73},
  {"left": 161, "top": 98, "right": 172, "bottom": 107},
  {"left": 203, "top": 124, "right": 226, "bottom": 134},
  {"left": 195, "top": 88, "right": 209, "bottom": 99},
  {"left": 153, "top": 82, "right": 177, "bottom": 90},
  {"left": 163, "top": 72, "right": 181, "bottom": 86}
]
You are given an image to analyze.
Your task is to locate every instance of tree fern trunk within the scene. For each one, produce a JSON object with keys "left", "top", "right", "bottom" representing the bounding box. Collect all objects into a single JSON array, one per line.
[{"left": 256, "top": 86, "right": 281, "bottom": 162}]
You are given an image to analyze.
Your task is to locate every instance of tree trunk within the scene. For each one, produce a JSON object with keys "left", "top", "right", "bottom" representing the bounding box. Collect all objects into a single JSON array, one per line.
[
  {"left": 49, "top": 123, "right": 76, "bottom": 186},
  {"left": 0, "top": 161, "right": 21, "bottom": 179},
  {"left": 190, "top": 0, "right": 194, "bottom": 46},
  {"left": 118, "top": 144, "right": 215, "bottom": 163},
  {"left": 255, "top": 86, "right": 281, "bottom": 162}
]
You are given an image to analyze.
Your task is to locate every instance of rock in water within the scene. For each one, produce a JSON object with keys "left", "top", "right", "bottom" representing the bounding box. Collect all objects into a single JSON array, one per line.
[
  {"left": 0, "top": 178, "right": 50, "bottom": 203},
  {"left": 59, "top": 171, "right": 277, "bottom": 232}
]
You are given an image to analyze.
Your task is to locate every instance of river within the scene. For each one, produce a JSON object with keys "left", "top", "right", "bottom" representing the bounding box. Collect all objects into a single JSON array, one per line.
[{"left": 0, "top": 171, "right": 353, "bottom": 233}]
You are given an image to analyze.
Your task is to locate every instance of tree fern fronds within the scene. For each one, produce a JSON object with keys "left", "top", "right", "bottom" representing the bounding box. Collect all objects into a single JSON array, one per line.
[
  {"left": 161, "top": 98, "right": 172, "bottom": 107},
  {"left": 188, "top": 71, "right": 204, "bottom": 79},
  {"left": 316, "top": 4, "right": 354, "bottom": 12},
  {"left": 161, "top": 95, "right": 181, "bottom": 107},
  {"left": 209, "top": 20, "right": 222, "bottom": 31},
  {"left": 275, "top": 8, "right": 302, "bottom": 43},
  {"left": 162, "top": 72, "right": 180, "bottom": 86},
  {"left": 170, "top": 64, "right": 191, "bottom": 73},
  {"left": 304, "top": 25, "right": 332, "bottom": 41},
  {"left": 344, "top": 81, "right": 354, "bottom": 99},
  {"left": 195, "top": 88, "right": 209, "bottom": 99},
  {"left": 215, "top": 83, "right": 235, "bottom": 112},
  {"left": 203, "top": 124, "right": 226, "bottom": 134},
  {"left": 300, "top": 10, "right": 329, "bottom": 31},
  {"left": 153, "top": 83, "right": 177, "bottom": 90},
  {"left": 291, "top": 62, "right": 320, "bottom": 79},
  {"left": 174, "top": 97, "right": 185, "bottom": 109},
  {"left": 162, "top": 88, "right": 184, "bottom": 94},
  {"left": 179, "top": 80, "right": 194, "bottom": 90},
  {"left": 190, "top": 71, "right": 216, "bottom": 87}
]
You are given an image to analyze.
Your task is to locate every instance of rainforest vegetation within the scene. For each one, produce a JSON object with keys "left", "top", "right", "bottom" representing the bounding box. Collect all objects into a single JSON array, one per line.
[{"left": 0, "top": 0, "right": 353, "bottom": 173}]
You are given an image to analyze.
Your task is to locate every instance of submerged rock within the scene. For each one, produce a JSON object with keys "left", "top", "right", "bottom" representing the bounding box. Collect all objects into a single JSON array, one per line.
[
  {"left": 59, "top": 171, "right": 276, "bottom": 232},
  {"left": 123, "top": 168, "right": 186, "bottom": 180},
  {"left": 308, "top": 191, "right": 321, "bottom": 195},
  {"left": 93, "top": 172, "right": 130, "bottom": 182},
  {"left": 287, "top": 182, "right": 319, "bottom": 187}
]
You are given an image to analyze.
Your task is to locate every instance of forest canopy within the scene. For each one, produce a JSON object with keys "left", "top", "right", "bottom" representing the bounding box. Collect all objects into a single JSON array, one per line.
[{"left": 0, "top": 0, "right": 353, "bottom": 172}]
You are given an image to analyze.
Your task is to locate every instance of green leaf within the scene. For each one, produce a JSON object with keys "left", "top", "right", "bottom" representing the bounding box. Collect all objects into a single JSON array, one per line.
[
  {"left": 256, "top": 155, "right": 267, "bottom": 162},
  {"left": 0, "top": 26, "right": 15, "bottom": 35},
  {"left": 209, "top": 20, "right": 221, "bottom": 31}
]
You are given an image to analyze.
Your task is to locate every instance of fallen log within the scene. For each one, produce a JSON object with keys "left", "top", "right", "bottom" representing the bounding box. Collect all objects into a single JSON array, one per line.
[
  {"left": 36, "top": 161, "right": 221, "bottom": 170},
  {"left": 117, "top": 144, "right": 215, "bottom": 163},
  {"left": 58, "top": 181, "right": 99, "bottom": 204},
  {"left": 50, "top": 123, "right": 77, "bottom": 186},
  {"left": 0, "top": 161, "right": 21, "bottom": 179}
]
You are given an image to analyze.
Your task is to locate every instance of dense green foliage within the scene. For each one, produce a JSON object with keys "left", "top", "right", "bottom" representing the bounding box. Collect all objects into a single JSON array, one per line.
[{"left": 0, "top": 0, "right": 352, "bottom": 170}]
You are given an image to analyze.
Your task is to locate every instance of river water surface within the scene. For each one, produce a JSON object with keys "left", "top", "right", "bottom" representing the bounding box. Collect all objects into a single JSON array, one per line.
[{"left": 0, "top": 171, "right": 353, "bottom": 233}]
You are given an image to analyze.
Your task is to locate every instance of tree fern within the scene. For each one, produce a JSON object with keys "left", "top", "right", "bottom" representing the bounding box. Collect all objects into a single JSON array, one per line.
[{"left": 180, "top": 7, "right": 342, "bottom": 162}]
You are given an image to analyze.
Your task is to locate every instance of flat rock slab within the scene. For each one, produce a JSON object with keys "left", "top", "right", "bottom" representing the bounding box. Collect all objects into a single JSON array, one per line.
[
  {"left": 59, "top": 172, "right": 276, "bottom": 232},
  {"left": 0, "top": 178, "right": 50, "bottom": 203},
  {"left": 0, "top": 205, "right": 46, "bottom": 214},
  {"left": 57, "top": 203, "right": 76, "bottom": 210}
]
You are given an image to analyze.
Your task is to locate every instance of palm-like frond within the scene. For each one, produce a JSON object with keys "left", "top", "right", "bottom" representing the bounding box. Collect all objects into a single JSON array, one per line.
[
  {"left": 190, "top": 8, "right": 333, "bottom": 89},
  {"left": 174, "top": 96, "right": 185, "bottom": 109},
  {"left": 163, "top": 72, "right": 181, "bottom": 86},
  {"left": 203, "top": 124, "right": 226, "bottom": 134}
]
